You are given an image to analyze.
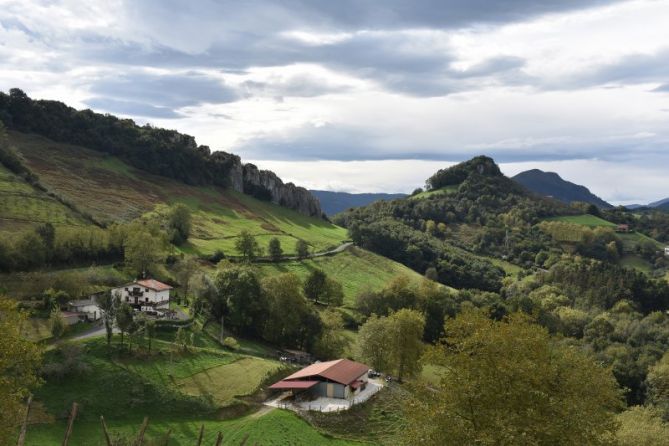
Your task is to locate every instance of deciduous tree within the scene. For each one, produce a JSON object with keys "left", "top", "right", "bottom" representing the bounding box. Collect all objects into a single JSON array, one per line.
[
  {"left": 235, "top": 230, "right": 262, "bottom": 262},
  {"left": 268, "top": 237, "right": 283, "bottom": 262},
  {"left": 0, "top": 296, "right": 42, "bottom": 440},
  {"left": 404, "top": 310, "right": 622, "bottom": 446}
]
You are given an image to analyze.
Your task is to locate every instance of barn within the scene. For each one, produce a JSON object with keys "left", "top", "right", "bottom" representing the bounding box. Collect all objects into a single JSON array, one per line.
[{"left": 269, "top": 359, "right": 369, "bottom": 400}]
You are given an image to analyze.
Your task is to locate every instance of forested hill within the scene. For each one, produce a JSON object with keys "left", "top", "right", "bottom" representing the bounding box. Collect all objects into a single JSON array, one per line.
[
  {"left": 0, "top": 88, "right": 322, "bottom": 217},
  {"left": 513, "top": 169, "right": 613, "bottom": 209},
  {"left": 333, "top": 156, "right": 569, "bottom": 291},
  {"left": 310, "top": 190, "right": 407, "bottom": 215}
]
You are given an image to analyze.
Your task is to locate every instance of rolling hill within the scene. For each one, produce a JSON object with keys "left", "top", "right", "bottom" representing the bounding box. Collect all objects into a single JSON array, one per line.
[
  {"left": 310, "top": 190, "right": 407, "bottom": 216},
  {"left": 513, "top": 169, "right": 612, "bottom": 209},
  {"left": 2, "top": 131, "right": 347, "bottom": 256}
]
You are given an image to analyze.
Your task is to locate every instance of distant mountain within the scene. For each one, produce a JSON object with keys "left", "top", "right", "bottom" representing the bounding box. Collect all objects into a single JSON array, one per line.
[
  {"left": 512, "top": 169, "right": 613, "bottom": 209},
  {"left": 310, "top": 190, "right": 407, "bottom": 216},
  {"left": 649, "top": 197, "right": 669, "bottom": 208}
]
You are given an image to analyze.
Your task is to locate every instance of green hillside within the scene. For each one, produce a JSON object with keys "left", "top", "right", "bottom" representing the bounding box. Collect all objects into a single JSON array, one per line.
[
  {"left": 545, "top": 214, "right": 616, "bottom": 227},
  {"left": 0, "top": 162, "right": 87, "bottom": 234},
  {"left": 5, "top": 131, "right": 347, "bottom": 256},
  {"left": 256, "top": 246, "right": 433, "bottom": 307}
]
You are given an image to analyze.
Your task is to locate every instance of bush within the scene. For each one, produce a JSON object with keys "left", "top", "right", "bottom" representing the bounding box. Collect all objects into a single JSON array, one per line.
[{"left": 222, "top": 336, "right": 240, "bottom": 350}]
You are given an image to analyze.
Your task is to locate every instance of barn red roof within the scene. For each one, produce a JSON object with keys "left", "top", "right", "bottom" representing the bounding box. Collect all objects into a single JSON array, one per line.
[
  {"left": 269, "top": 380, "right": 319, "bottom": 390},
  {"left": 135, "top": 279, "right": 172, "bottom": 291},
  {"left": 282, "top": 359, "right": 369, "bottom": 385}
]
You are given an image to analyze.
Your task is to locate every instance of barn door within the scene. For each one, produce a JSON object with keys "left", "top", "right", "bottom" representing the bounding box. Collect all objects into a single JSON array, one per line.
[{"left": 326, "top": 383, "right": 334, "bottom": 397}]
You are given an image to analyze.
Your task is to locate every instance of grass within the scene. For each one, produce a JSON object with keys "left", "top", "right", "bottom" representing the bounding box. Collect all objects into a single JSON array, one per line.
[
  {"left": 25, "top": 408, "right": 359, "bottom": 445},
  {"left": 619, "top": 254, "right": 653, "bottom": 274},
  {"left": 178, "top": 357, "right": 281, "bottom": 405},
  {"left": 485, "top": 256, "right": 523, "bottom": 275},
  {"left": 0, "top": 163, "right": 87, "bottom": 234},
  {"left": 409, "top": 184, "right": 459, "bottom": 200},
  {"left": 7, "top": 131, "right": 348, "bottom": 256},
  {"left": 255, "top": 246, "right": 430, "bottom": 306},
  {"left": 545, "top": 214, "right": 616, "bottom": 227},
  {"left": 25, "top": 334, "right": 359, "bottom": 445}
]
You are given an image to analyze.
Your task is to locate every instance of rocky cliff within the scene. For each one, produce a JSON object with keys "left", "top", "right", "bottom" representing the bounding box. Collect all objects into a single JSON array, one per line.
[{"left": 215, "top": 153, "right": 322, "bottom": 218}]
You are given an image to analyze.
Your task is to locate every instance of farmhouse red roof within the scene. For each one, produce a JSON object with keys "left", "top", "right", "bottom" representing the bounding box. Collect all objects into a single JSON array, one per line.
[
  {"left": 283, "top": 359, "right": 369, "bottom": 386},
  {"left": 135, "top": 279, "right": 173, "bottom": 291},
  {"left": 269, "top": 380, "right": 319, "bottom": 390}
]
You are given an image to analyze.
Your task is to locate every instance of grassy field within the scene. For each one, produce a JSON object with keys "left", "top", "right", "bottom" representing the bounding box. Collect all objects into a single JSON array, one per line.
[
  {"left": 255, "top": 246, "right": 430, "bottom": 306},
  {"left": 26, "top": 407, "right": 358, "bottom": 445},
  {"left": 7, "top": 131, "right": 348, "bottom": 256},
  {"left": 0, "top": 163, "right": 87, "bottom": 234},
  {"left": 619, "top": 254, "right": 653, "bottom": 274},
  {"left": 545, "top": 214, "right": 616, "bottom": 227},
  {"left": 25, "top": 334, "right": 358, "bottom": 445},
  {"left": 409, "top": 184, "right": 459, "bottom": 200}
]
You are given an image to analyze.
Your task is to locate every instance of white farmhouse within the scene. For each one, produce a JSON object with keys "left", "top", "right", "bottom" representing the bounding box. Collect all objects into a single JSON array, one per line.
[
  {"left": 665, "top": 247, "right": 669, "bottom": 257},
  {"left": 111, "top": 279, "right": 172, "bottom": 312}
]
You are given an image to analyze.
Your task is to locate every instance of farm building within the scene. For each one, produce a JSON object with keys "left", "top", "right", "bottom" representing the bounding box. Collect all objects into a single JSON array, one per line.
[
  {"left": 270, "top": 359, "right": 369, "bottom": 400},
  {"left": 67, "top": 297, "right": 101, "bottom": 321},
  {"left": 111, "top": 279, "right": 172, "bottom": 312},
  {"left": 665, "top": 247, "right": 669, "bottom": 257},
  {"left": 616, "top": 224, "right": 631, "bottom": 233}
]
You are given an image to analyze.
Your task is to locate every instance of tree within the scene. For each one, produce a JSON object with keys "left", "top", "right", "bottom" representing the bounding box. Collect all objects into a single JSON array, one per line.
[
  {"left": 167, "top": 203, "right": 192, "bottom": 244},
  {"left": 36, "top": 222, "right": 55, "bottom": 258},
  {"left": 268, "top": 237, "right": 283, "bottom": 262},
  {"left": 615, "top": 406, "right": 669, "bottom": 446},
  {"left": 115, "top": 302, "right": 134, "bottom": 348},
  {"left": 388, "top": 309, "right": 425, "bottom": 381},
  {"left": 295, "top": 239, "right": 309, "bottom": 259},
  {"left": 357, "top": 314, "right": 393, "bottom": 372},
  {"left": 49, "top": 309, "right": 66, "bottom": 339},
  {"left": 303, "top": 269, "right": 327, "bottom": 302},
  {"left": 124, "top": 228, "right": 165, "bottom": 276},
  {"left": 322, "top": 278, "right": 344, "bottom": 306},
  {"left": 403, "top": 310, "right": 623, "bottom": 446},
  {"left": 213, "top": 265, "right": 268, "bottom": 336},
  {"left": 314, "top": 309, "right": 350, "bottom": 359},
  {"left": 175, "top": 327, "right": 193, "bottom": 352},
  {"left": 262, "top": 273, "right": 320, "bottom": 349},
  {"left": 175, "top": 257, "right": 198, "bottom": 305},
  {"left": 235, "top": 230, "right": 261, "bottom": 262},
  {"left": 97, "top": 292, "right": 119, "bottom": 348},
  {"left": 647, "top": 350, "right": 669, "bottom": 416},
  {"left": 145, "top": 319, "right": 156, "bottom": 353},
  {"left": 0, "top": 296, "right": 42, "bottom": 440}
]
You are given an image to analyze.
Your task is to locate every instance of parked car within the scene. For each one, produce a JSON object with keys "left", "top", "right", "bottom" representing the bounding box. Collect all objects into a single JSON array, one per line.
[{"left": 368, "top": 369, "right": 381, "bottom": 378}]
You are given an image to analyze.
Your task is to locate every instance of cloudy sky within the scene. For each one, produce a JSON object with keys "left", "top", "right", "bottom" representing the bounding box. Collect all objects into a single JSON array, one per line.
[{"left": 1, "top": 0, "right": 668, "bottom": 204}]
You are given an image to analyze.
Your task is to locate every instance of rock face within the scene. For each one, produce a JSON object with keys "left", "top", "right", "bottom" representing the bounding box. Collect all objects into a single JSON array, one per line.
[{"left": 223, "top": 157, "right": 322, "bottom": 218}]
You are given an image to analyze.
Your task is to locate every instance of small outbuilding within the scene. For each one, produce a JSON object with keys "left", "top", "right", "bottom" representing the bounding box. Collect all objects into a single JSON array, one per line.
[
  {"left": 67, "top": 298, "right": 101, "bottom": 321},
  {"left": 270, "top": 359, "right": 369, "bottom": 400},
  {"left": 665, "top": 247, "right": 669, "bottom": 257}
]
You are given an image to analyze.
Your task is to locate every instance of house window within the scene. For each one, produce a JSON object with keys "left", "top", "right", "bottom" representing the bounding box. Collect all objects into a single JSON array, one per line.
[
  {"left": 145, "top": 297, "right": 149, "bottom": 302},
  {"left": 126, "top": 297, "right": 129, "bottom": 302},
  {"left": 145, "top": 288, "right": 149, "bottom": 292},
  {"left": 125, "top": 288, "right": 129, "bottom": 291}
]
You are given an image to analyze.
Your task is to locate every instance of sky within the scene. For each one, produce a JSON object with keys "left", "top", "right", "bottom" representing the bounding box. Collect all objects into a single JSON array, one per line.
[{"left": 1, "top": 0, "right": 668, "bottom": 204}]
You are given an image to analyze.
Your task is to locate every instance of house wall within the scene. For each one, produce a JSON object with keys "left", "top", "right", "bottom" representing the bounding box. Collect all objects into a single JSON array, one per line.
[
  {"left": 111, "top": 284, "right": 170, "bottom": 308},
  {"left": 314, "top": 382, "right": 346, "bottom": 399}
]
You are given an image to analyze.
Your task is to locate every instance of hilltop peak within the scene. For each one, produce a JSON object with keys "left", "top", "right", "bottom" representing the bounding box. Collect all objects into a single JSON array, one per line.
[
  {"left": 512, "top": 169, "right": 612, "bottom": 209},
  {"left": 426, "top": 155, "right": 502, "bottom": 190}
]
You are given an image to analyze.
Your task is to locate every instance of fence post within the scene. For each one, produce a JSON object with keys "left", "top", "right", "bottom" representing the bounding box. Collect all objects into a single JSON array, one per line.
[
  {"left": 62, "top": 402, "right": 78, "bottom": 446},
  {"left": 214, "top": 432, "right": 223, "bottom": 446},
  {"left": 16, "top": 394, "right": 32, "bottom": 446},
  {"left": 100, "top": 416, "right": 112, "bottom": 446},
  {"left": 196, "top": 424, "right": 205, "bottom": 446},
  {"left": 135, "top": 416, "right": 149, "bottom": 445}
]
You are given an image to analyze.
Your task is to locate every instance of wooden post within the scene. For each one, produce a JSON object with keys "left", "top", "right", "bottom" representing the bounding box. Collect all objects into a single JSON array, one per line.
[
  {"left": 16, "top": 394, "right": 32, "bottom": 446},
  {"left": 196, "top": 424, "right": 205, "bottom": 446},
  {"left": 62, "top": 402, "right": 78, "bottom": 446},
  {"left": 214, "top": 432, "right": 223, "bottom": 446},
  {"left": 100, "top": 416, "right": 112, "bottom": 446},
  {"left": 161, "top": 428, "right": 172, "bottom": 446},
  {"left": 135, "top": 416, "right": 149, "bottom": 445}
]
